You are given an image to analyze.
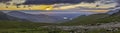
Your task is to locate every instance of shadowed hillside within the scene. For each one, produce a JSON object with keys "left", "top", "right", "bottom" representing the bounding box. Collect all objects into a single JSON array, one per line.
[
  {"left": 0, "top": 11, "right": 29, "bottom": 22},
  {"left": 0, "top": 11, "right": 9, "bottom": 20},
  {"left": 0, "top": 11, "right": 53, "bottom": 29}
]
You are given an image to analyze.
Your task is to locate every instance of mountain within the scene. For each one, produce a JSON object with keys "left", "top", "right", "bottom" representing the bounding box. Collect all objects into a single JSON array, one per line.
[
  {"left": 96, "top": 8, "right": 120, "bottom": 22},
  {"left": 0, "top": 11, "right": 29, "bottom": 22},
  {"left": 0, "top": 11, "right": 9, "bottom": 20},
  {"left": 60, "top": 8, "right": 120, "bottom": 26},
  {"left": 7, "top": 11, "right": 68, "bottom": 23},
  {"left": 0, "top": 11, "right": 53, "bottom": 29}
]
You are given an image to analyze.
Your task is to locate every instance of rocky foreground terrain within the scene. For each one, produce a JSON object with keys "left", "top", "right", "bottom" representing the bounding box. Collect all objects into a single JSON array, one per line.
[{"left": 43, "top": 22, "right": 120, "bottom": 30}]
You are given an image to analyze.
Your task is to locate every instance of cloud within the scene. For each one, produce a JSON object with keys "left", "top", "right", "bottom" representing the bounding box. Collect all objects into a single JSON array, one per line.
[
  {"left": 23, "top": 0, "right": 97, "bottom": 5},
  {"left": 8, "top": 0, "right": 26, "bottom": 4},
  {"left": 0, "top": 0, "right": 10, "bottom": 3},
  {"left": 0, "top": 0, "right": 98, "bottom": 4},
  {"left": 115, "top": 0, "right": 120, "bottom": 6}
]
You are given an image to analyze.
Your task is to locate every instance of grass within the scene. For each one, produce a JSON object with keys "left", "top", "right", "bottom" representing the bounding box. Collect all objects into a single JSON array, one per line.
[
  {"left": 0, "top": 20, "right": 70, "bottom": 33},
  {"left": 0, "top": 20, "right": 54, "bottom": 29},
  {"left": 85, "top": 29, "right": 120, "bottom": 33},
  {"left": 60, "top": 12, "right": 120, "bottom": 26},
  {"left": 0, "top": 27, "right": 69, "bottom": 33},
  {"left": 0, "top": 28, "right": 47, "bottom": 33},
  {"left": 60, "top": 13, "right": 109, "bottom": 26}
]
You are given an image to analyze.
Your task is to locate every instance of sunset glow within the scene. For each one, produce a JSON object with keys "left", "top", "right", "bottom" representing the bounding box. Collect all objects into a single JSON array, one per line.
[{"left": 0, "top": 0, "right": 117, "bottom": 13}]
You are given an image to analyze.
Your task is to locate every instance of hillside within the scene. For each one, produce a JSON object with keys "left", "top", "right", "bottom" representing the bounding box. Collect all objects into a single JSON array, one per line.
[
  {"left": 0, "top": 21, "right": 53, "bottom": 29},
  {"left": 0, "top": 11, "right": 29, "bottom": 22},
  {"left": 0, "top": 11, "right": 53, "bottom": 29},
  {"left": 60, "top": 10, "right": 120, "bottom": 26},
  {"left": 96, "top": 9, "right": 120, "bottom": 23},
  {"left": 0, "top": 11, "right": 9, "bottom": 20},
  {"left": 7, "top": 11, "right": 68, "bottom": 23},
  {"left": 0, "top": 11, "right": 55, "bottom": 33},
  {"left": 60, "top": 13, "right": 108, "bottom": 25}
]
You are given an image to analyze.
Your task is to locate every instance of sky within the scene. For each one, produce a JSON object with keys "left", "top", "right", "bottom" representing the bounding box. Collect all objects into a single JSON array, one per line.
[
  {"left": 0, "top": 0, "right": 119, "bottom": 13},
  {"left": 0, "top": 0, "right": 10, "bottom": 2},
  {"left": 23, "top": 0, "right": 96, "bottom": 4},
  {"left": 0, "top": 0, "right": 117, "bottom": 8},
  {"left": 0, "top": 0, "right": 96, "bottom": 4}
]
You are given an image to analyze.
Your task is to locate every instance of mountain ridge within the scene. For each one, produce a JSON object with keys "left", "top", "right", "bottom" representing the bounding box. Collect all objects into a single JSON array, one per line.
[
  {"left": 6, "top": 11, "right": 68, "bottom": 23},
  {"left": 0, "top": 11, "right": 29, "bottom": 22}
]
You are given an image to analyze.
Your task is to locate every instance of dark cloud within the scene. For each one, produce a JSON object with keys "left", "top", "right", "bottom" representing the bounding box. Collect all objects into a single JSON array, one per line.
[
  {"left": 23, "top": 0, "right": 97, "bottom": 5},
  {"left": 115, "top": 0, "right": 120, "bottom": 7},
  {"left": 0, "top": 0, "right": 10, "bottom": 3},
  {"left": 116, "top": 0, "right": 120, "bottom": 3}
]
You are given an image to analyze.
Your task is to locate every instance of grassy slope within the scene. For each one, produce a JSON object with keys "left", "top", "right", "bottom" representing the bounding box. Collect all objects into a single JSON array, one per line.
[
  {"left": 85, "top": 29, "right": 120, "bottom": 33},
  {"left": 0, "top": 20, "right": 68, "bottom": 33},
  {"left": 0, "top": 21, "right": 58, "bottom": 33},
  {"left": 96, "top": 11, "right": 120, "bottom": 23},
  {"left": 0, "top": 20, "right": 53, "bottom": 29},
  {"left": 60, "top": 14, "right": 109, "bottom": 25},
  {"left": 60, "top": 11, "right": 120, "bottom": 26}
]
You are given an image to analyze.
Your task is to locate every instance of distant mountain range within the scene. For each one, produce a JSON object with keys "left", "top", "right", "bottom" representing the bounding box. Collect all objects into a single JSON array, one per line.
[
  {"left": 1, "top": 11, "right": 91, "bottom": 23},
  {"left": 6, "top": 11, "right": 71, "bottom": 23},
  {"left": 0, "top": 11, "right": 9, "bottom": 20},
  {"left": 0, "top": 11, "right": 27, "bottom": 21}
]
